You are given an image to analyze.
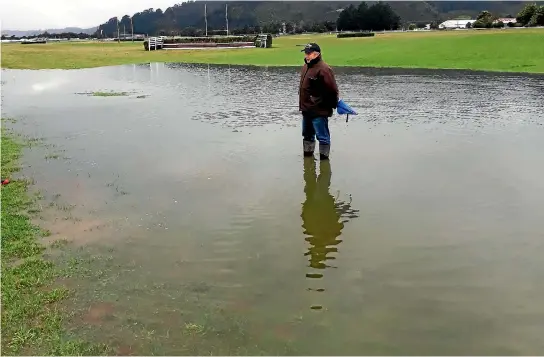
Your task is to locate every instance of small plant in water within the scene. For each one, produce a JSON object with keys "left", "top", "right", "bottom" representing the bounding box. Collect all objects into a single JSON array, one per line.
[
  {"left": 184, "top": 323, "right": 205, "bottom": 335},
  {"left": 51, "top": 239, "right": 69, "bottom": 249},
  {"left": 91, "top": 91, "right": 128, "bottom": 97},
  {"left": 76, "top": 91, "right": 129, "bottom": 97},
  {"left": 45, "top": 153, "right": 60, "bottom": 160}
]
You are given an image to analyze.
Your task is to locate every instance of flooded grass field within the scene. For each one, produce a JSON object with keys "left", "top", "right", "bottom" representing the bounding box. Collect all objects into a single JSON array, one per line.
[{"left": 2, "top": 63, "right": 544, "bottom": 355}]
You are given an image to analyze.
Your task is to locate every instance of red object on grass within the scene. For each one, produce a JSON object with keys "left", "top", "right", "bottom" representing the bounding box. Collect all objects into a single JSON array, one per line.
[{"left": 1, "top": 179, "right": 10, "bottom": 185}]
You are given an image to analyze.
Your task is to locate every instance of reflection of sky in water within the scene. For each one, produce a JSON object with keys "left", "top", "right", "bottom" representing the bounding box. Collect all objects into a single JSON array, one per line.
[{"left": 2, "top": 64, "right": 544, "bottom": 355}]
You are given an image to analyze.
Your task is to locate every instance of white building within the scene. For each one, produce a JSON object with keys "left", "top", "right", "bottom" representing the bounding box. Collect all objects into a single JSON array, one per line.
[
  {"left": 496, "top": 18, "right": 517, "bottom": 25},
  {"left": 439, "top": 19, "right": 475, "bottom": 29}
]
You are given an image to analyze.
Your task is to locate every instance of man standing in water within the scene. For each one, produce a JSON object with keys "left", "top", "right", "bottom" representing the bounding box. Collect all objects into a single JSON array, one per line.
[{"left": 299, "top": 43, "right": 339, "bottom": 160}]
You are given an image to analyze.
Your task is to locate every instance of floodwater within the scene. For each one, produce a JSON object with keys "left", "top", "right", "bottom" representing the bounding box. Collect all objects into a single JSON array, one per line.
[{"left": 2, "top": 63, "right": 544, "bottom": 355}]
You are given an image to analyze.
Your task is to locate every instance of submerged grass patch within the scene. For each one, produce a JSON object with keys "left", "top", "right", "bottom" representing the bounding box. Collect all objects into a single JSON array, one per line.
[
  {"left": 45, "top": 153, "right": 61, "bottom": 160},
  {"left": 90, "top": 91, "right": 129, "bottom": 97},
  {"left": 1, "top": 124, "right": 109, "bottom": 355},
  {"left": 1, "top": 29, "right": 544, "bottom": 73},
  {"left": 76, "top": 91, "right": 129, "bottom": 97}
]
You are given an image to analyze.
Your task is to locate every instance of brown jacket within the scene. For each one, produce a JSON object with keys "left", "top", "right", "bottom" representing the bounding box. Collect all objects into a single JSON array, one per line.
[{"left": 299, "top": 56, "right": 339, "bottom": 118}]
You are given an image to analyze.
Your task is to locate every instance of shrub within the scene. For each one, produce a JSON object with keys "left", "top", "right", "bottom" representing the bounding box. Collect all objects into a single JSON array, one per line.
[
  {"left": 337, "top": 32, "right": 375, "bottom": 38},
  {"left": 493, "top": 21, "right": 505, "bottom": 28},
  {"left": 472, "top": 20, "right": 493, "bottom": 28}
]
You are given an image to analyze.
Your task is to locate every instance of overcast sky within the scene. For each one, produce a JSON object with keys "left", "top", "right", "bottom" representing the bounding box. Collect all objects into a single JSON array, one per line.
[{"left": 0, "top": 0, "right": 181, "bottom": 30}]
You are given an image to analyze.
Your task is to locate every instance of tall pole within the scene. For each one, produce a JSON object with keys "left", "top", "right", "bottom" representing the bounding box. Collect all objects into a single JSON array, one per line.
[
  {"left": 117, "top": 17, "right": 120, "bottom": 43},
  {"left": 131, "top": 17, "right": 134, "bottom": 42},
  {"left": 204, "top": 3, "right": 208, "bottom": 37},
  {"left": 226, "top": 3, "right": 229, "bottom": 36}
]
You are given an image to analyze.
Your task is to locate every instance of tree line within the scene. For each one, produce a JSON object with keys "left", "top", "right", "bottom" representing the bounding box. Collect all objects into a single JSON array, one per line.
[
  {"left": 468, "top": 3, "right": 544, "bottom": 29},
  {"left": 336, "top": 2, "right": 401, "bottom": 31},
  {"left": 95, "top": 1, "right": 344, "bottom": 38},
  {"left": 93, "top": 1, "right": 544, "bottom": 38},
  {"left": 4, "top": 1, "right": 540, "bottom": 41},
  {"left": 472, "top": 11, "right": 508, "bottom": 28},
  {"left": 1, "top": 32, "right": 93, "bottom": 41},
  {"left": 93, "top": 1, "right": 541, "bottom": 37},
  {"left": 94, "top": 1, "right": 402, "bottom": 37}
]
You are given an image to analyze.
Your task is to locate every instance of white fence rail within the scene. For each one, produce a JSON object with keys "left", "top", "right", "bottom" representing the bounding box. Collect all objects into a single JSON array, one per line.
[{"left": 147, "top": 37, "right": 165, "bottom": 51}]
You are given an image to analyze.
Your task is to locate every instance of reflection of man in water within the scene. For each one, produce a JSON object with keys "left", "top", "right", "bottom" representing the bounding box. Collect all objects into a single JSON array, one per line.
[{"left": 301, "top": 158, "right": 359, "bottom": 288}]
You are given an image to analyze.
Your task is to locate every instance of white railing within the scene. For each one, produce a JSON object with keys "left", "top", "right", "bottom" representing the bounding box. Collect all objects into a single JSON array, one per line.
[
  {"left": 147, "top": 37, "right": 164, "bottom": 51},
  {"left": 256, "top": 34, "right": 268, "bottom": 48}
]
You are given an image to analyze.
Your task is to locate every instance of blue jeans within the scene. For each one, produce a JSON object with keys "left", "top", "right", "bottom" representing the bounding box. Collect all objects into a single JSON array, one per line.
[{"left": 302, "top": 116, "right": 330, "bottom": 145}]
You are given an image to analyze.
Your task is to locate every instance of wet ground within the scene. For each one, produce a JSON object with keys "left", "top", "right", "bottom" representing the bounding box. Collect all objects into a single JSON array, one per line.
[{"left": 2, "top": 63, "right": 544, "bottom": 355}]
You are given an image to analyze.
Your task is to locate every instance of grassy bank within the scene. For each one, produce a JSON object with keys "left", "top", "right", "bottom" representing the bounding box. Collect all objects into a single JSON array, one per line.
[
  {"left": 0, "top": 125, "right": 107, "bottom": 355},
  {"left": 2, "top": 29, "right": 544, "bottom": 73}
]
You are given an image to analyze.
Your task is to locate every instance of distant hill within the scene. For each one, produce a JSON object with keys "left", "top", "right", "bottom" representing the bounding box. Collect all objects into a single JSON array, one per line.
[
  {"left": 1, "top": 27, "right": 97, "bottom": 37},
  {"left": 94, "top": 1, "right": 541, "bottom": 36},
  {"left": 7, "top": 1, "right": 539, "bottom": 38}
]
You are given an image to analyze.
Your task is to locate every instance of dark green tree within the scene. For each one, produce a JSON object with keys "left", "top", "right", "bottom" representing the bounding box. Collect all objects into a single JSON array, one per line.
[
  {"left": 493, "top": 20, "right": 505, "bottom": 28},
  {"left": 354, "top": 2, "right": 369, "bottom": 29},
  {"left": 337, "top": 1, "right": 401, "bottom": 31},
  {"left": 528, "top": 5, "right": 544, "bottom": 26},
  {"left": 365, "top": 2, "right": 401, "bottom": 31},
  {"left": 473, "top": 10, "right": 495, "bottom": 28},
  {"left": 261, "top": 22, "right": 281, "bottom": 33},
  {"left": 336, "top": 4, "right": 358, "bottom": 31},
  {"left": 516, "top": 3, "right": 538, "bottom": 26}
]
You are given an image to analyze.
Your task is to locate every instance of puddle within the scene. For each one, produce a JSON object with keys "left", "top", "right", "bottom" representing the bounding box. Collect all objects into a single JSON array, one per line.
[{"left": 2, "top": 63, "right": 544, "bottom": 355}]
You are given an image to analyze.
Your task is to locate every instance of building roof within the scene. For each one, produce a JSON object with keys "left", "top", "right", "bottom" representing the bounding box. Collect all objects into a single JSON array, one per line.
[{"left": 440, "top": 19, "right": 476, "bottom": 27}]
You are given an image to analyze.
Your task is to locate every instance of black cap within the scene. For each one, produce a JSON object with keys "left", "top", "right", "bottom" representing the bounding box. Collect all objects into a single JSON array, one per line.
[{"left": 301, "top": 43, "right": 321, "bottom": 54}]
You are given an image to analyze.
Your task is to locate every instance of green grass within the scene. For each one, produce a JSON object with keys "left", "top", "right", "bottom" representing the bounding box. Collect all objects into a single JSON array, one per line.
[
  {"left": 1, "top": 124, "right": 109, "bottom": 355},
  {"left": 2, "top": 29, "right": 544, "bottom": 73}
]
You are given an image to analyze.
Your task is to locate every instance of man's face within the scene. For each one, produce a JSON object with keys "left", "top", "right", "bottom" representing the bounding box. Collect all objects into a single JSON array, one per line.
[{"left": 304, "top": 51, "right": 320, "bottom": 62}]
